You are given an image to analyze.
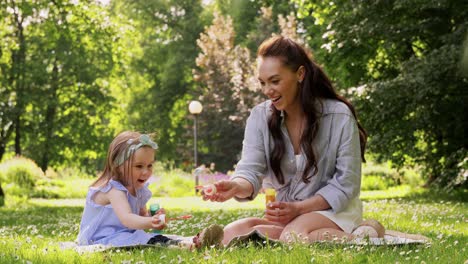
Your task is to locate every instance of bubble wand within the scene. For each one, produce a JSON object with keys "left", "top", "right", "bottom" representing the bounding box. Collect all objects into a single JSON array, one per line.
[
  {"left": 195, "top": 184, "right": 217, "bottom": 196},
  {"left": 150, "top": 203, "right": 192, "bottom": 222}
]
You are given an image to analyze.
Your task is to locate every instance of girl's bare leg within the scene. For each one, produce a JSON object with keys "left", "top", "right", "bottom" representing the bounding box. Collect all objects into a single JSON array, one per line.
[
  {"left": 222, "top": 217, "right": 283, "bottom": 245},
  {"left": 280, "top": 212, "right": 353, "bottom": 243}
]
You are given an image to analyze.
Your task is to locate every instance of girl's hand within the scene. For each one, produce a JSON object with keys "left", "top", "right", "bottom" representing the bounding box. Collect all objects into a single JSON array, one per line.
[
  {"left": 202, "top": 180, "right": 240, "bottom": 202},
  {"left": 264, "top": 201, "right": 300, "bottom": 225},
  {"left": 151, "top": 211, "right": 167, "bottom": 230},
  {"left": 140, "top": 207, "right": 149, "bottom": 216}
]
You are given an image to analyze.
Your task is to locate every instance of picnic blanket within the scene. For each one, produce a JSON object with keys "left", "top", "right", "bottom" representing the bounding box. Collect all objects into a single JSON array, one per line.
[
  {"left": 59, "top": 234, "right": 191, "bottom": 254},
  {"left": 226, "top": 229, "right": 431, "bottom": 247},
  {"left": 60, "top": 230, "right": 430, "bottom": 253}
]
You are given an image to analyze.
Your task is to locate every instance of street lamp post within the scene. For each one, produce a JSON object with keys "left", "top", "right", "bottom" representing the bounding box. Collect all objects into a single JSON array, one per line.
[{"left": 188, "top": 100, "right": 203, "bottom": 194}]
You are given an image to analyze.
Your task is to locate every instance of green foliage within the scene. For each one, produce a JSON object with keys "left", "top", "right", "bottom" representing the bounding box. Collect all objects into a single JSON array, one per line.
[
  {"left": 193, "top": 12, "right": 260, "bottom": 171},
  {"left": 0, "top": 156, "right": 44, "bottom": 197},
  {"left": 361, "top": 159, "right": 424, "bottom": 191},
  {"left": 46, "top": 166, "right": 95, "bottom": 179},
  {"left": 297, "top": 0, "right": 468, "bottom": 188},
  {"left": 150, "top": 170, "right": 195, "bottom": 197},
  {"left": 358, "top": 44, "right": 467, "bottom": 188},
  {"left": 31, "top": 179, "right": 64, "bottom": 199},
  {"left": 114, "top": 0, "right": 207, "bottom": 165},
  {"left": 0, "top": 0, "right": 119, "bottom": 173},
  {"left": 1, "top": 0, "right": 465, "bottom": 192},
  {"left": 361, "top": 175, "right": 396, "bottom": 191}
]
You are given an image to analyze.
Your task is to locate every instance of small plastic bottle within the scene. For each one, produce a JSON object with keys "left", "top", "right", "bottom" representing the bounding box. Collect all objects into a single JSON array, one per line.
[
  {"left": 149, "top": 203, "right": 165, "bottom": 234},
  {"left": 149, "top": 203, "right": 160, "bottom": 216},
  {"left": 265, "top": 188, "right": 276, "bottom": 206}
]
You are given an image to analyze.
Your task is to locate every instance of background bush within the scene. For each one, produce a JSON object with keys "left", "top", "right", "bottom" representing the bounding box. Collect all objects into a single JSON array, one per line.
[
  {"left": 0, "top": 157, "right": 425, "bottom": 202},
  {"left": 361, "top": 159, "right": 423, "bottom": 191},
  {"left": 149, "top": 169, "right": 196, "bottom": 197},
  {"left": 0, "top": 156, "right": 45, "bottom": 197}
]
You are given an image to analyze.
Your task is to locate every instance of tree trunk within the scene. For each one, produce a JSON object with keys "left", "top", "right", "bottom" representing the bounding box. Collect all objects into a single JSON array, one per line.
[
  {"left": 0, "top": 122, "right": 14, "bottom": 161},
  {"left": 40, "top": 59, "right": 59, "bottom": 171},
  {"left": 0, "top": 144, "right": 5, "bottom": 161},
  {"left": 14, "top": 115, "right": 21, "bottom": 155},
  {"left": 0, "top": 183, "right": 4, "bottom": 207},
  {"left": 12, "top": 6, "right": 26, "bottom": 156}
]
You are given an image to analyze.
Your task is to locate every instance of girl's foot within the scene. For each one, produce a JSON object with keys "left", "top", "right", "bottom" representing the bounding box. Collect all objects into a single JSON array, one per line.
[{"left": 352, "top": 219, "right": 385, "bottom": 238}]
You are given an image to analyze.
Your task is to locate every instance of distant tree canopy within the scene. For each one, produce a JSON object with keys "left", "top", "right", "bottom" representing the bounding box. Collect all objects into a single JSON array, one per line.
[
  {"left": 297, "top": 0, "right": 467, "bottom": 188},
  {"left": 0, "top": 0, "right": 466, "bottom": 188},
  {"left": 0, "top": 0, "right": 117, "bottom": 172}
]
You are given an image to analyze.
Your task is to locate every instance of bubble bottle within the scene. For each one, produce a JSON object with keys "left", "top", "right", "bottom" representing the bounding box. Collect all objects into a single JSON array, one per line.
[
  {"left": 149, "top": 203, "right": 165, "bottom": 234},
  {"left": 265, "top": 188, "right": 276, "bottom": 206}
]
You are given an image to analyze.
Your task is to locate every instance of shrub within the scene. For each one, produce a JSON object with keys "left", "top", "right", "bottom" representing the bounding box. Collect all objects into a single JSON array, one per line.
[
  {"left": 52, "top": 166, "right": 95, "bottom": 179},
  {"left": 150, "top": 169, "right": 195, "bottom": 197},
  {"left": 361, "top": 175, "right": 396, "bottom": 191},
  {"left": 31, "top": 179, "right": 65, "bottom": 198},
  {"left": 361, "top": 158, "right": 424, "bottom": 191},
  {"left": 0, "top": 156, "right": 44, "bottom": 197}
]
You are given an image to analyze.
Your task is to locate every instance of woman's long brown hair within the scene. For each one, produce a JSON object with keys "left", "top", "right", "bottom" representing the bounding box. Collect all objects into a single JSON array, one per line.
[{"left": 258, "top": 36, "right": 367, "bottom": 185}]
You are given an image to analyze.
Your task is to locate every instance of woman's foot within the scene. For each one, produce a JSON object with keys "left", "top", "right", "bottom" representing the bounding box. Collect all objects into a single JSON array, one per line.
[
  {"left": 352, "top": 219, "right": 385, "bottom": 238},
  {"left": 193, "top": 224, "right": 224, "bottom": 249}
]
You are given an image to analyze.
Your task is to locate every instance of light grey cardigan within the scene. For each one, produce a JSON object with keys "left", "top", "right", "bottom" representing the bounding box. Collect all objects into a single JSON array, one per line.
[{"left": 231, "top": 99, "right": 362, "bottom": 213}]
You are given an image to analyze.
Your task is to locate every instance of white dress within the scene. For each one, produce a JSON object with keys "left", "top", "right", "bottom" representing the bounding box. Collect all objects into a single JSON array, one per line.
[{"left": 294, "top": 154, "right": 362, "bottom": 233}]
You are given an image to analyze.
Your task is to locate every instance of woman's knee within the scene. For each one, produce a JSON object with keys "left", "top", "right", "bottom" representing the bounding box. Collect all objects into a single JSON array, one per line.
[{"left": 278, "top": 213, "right": 342, "bottom": 242}]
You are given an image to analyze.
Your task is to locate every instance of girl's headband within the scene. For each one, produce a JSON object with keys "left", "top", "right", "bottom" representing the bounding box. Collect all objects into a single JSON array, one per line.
[{"left": 115, "top": 134, "right": 158, "bottom": 166}]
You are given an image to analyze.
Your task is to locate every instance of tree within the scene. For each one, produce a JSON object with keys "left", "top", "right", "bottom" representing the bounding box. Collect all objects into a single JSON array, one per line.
[
  {"left": 114, "top": 0, "right": 206, "bottom": 164},
  {"left": 192, "top": 7, "right": 308, "bottom": 171},
  {"left": 193, "top": 12, "right": 260, "bottom": 171},
  {"left": 0, "top": 0, "right": 119, "bottom": 171},
  {"left": 296, "top": 0, "right": 468, "bottom": 188},
  {"left": 0, "top": 0, "right": 30, "bottom": 159}
]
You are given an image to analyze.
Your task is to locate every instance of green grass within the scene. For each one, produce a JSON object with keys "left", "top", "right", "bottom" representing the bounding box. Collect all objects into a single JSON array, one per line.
[{"left": 0, "top": 188, "right": 466, "bottom": 264}]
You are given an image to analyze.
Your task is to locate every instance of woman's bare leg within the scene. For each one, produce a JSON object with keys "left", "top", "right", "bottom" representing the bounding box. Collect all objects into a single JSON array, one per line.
[
  {"left": 280, "top": 212, "right": 353, "bottom": 243},
  {"left": 253, "top": 225, "right": 284, "bottom": 240},
  {"left": 222, "top": 217, "right": 283, "bottom": 245},
  {"left": 307, "top": 228, "right": 353, "bottom": 242}
]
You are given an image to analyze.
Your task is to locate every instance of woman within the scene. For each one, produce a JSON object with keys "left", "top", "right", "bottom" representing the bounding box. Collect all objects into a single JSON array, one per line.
[{"left": 203, "top": 36, "right": 382, "bottom": 245}]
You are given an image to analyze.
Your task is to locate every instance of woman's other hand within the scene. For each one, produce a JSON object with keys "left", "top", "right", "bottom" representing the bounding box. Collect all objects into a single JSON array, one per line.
[{"left": 265, "top": 201, "right": 300, "bottom": 225}]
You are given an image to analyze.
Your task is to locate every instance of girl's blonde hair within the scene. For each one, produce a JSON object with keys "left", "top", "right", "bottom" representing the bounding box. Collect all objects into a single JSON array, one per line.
[{"left": 92, "top": 131, "right": 156, "bottom": 188}]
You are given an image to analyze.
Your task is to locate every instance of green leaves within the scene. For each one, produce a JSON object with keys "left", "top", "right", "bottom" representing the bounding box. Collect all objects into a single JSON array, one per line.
[{"left": 0, "top": 0, "right": 117, "bottom": 172}]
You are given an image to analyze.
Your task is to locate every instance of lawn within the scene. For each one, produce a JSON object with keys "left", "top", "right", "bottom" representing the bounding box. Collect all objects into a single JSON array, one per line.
[{"left": 0, "top": 188, "right": 466, "bottom": 264}]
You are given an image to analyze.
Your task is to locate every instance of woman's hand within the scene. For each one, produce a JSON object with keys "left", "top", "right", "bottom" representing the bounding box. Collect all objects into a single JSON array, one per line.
[
  {"left": 264, "top": 201, "right": 301, "bottom": 225},
  {"left": 202, "top": 180, "right": 240, "bottom": 202}
]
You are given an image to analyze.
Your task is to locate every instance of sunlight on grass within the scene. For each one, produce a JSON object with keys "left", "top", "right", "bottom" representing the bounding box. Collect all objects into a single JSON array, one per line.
[{"left": 360, "top": 185, "right": 422, "bottom": 200}]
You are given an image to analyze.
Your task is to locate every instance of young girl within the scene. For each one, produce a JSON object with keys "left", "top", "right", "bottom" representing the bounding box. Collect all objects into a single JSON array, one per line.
[{"left": 77, "top": 131, "right": 223, "bottom": 249}]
